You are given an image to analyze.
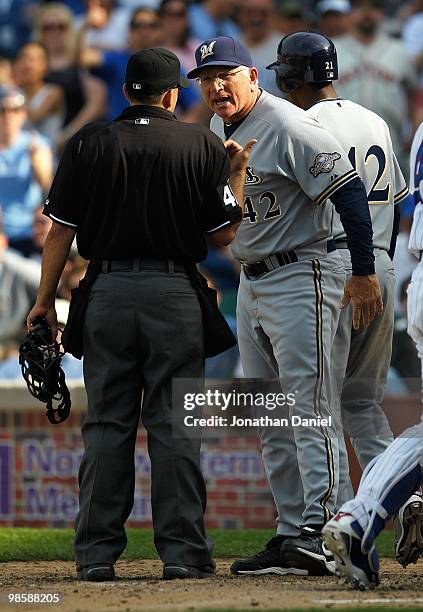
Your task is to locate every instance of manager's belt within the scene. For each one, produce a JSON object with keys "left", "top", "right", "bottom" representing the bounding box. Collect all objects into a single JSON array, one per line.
[
  {"left": 243, "top": 239, "right": 336, "bottom": 279},
  {"left": 335, "top": 239, "right": 388, "bottom": 253},
  {"left": 101, "top": 258, "right": 186, "bottom": 273}
]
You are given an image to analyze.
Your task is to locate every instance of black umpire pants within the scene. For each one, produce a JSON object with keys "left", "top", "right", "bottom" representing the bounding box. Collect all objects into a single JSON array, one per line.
[{"left": 74, "top": 260, "right": 212, "bottom": 568}]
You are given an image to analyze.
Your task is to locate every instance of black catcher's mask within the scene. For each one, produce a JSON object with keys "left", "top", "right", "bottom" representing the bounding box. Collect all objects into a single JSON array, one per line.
[{"left": 19, "top": 317, "right": 71, "bottom": 424}]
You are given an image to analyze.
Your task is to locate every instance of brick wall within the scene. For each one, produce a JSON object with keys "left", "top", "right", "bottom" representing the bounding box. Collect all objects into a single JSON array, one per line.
[{"left": 0, "top": 384, "right": 420, "bottom": 529}]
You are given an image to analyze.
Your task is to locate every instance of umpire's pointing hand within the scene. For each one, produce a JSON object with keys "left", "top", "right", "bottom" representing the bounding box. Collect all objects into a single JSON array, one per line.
[{"left": 341, "top": 274, "right": 383, "bottom": 330}]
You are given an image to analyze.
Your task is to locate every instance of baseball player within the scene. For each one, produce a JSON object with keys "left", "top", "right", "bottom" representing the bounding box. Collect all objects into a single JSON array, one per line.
[
  {"left": 268, "top": 31, "right": 410, "bottom": 509},
  {"left": 188, "top": 35, "right": 382, "bottom": 576},
  {"left": 407, "top": 121, "right": 423, "bottom": 399},
  {"left": 322, "top": 122, "right": 423, "bottom": 590},
  {"left": 323, "top": 424, "right": 423, "bottom": 589}
]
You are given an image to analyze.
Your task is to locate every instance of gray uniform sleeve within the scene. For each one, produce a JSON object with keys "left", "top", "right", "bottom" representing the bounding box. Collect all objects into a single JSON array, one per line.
[{"left": 278, "top": 113, "right": 358, "bottom": 206}]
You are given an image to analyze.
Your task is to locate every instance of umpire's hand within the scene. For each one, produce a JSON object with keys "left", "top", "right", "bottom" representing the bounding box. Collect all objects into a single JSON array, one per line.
[{"left": 341, "top": 274, "right": 383, "bottom": 330}]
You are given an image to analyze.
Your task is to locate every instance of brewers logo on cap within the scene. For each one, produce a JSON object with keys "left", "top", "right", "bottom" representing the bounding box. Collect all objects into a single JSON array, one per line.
[{"left": 200, "top": 41, "right": 216, "bottom": 62}]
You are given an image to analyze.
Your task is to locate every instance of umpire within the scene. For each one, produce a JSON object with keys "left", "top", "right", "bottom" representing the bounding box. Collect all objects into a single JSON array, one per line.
[{"left": 27, "top": 48, "right": 250, "bottom": 581}]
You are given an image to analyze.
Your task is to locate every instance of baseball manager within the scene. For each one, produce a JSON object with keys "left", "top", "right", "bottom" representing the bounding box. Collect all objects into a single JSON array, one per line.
[{"left": 188, "top": 36, "right": 382, "bottom": 576}]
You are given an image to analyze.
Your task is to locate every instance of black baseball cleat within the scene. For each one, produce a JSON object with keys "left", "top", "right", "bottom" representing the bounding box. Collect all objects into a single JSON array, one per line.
[
  {"left": 162, "top": 561, "right": 216, "bottom": 579},
  {"left": 281, "top": 526, "right": 336, "bottom": 576},
  {"left": 230, "top": 535, "right": 308, "bottom": 576},
  {"left": 76, "top": 564, "right": 115, "bottom": 581}
]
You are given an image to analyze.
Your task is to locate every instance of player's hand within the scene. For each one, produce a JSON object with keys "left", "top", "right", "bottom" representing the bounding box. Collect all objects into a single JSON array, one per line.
[
  {"left": 27, "top": 303, "right": 58, "bottom": 342},
  {"left": 341, "top": 274, "right": 383, "bottom": 330},
  {"left": 224, "top": 139, "right": 257, "bottom": 174}
]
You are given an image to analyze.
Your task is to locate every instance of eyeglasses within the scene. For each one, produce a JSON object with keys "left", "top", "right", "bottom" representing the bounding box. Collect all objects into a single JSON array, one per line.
[
  {"left": 130, "top": 20, "right": 159, "bottom": 29},
  {"left": 196, "top": 68, "right": 247, "bottom": 87},
  {"left": 41, "top": 22, "right": 69, "bottom": 32}
]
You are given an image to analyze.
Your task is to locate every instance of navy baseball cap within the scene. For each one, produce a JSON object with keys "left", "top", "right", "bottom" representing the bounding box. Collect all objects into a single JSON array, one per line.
[
  {"left": 125, "top": 48, "right": 189, "bottom": 95},
  {"left": 187, "top": 36, "right": 253, "bottom": 79}
]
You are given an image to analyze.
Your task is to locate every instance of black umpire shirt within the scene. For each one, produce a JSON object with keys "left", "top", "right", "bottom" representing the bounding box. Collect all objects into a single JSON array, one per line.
[{"left": 43, "top": 105, "right": 242, "bottom": 262}]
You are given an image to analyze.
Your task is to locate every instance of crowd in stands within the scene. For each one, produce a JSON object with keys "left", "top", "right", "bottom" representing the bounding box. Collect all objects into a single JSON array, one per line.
[{"left": 0, "top": 0, "right": 422, "bottom": 387}]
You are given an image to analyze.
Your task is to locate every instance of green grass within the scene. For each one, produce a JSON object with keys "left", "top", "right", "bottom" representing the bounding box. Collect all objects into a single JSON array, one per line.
[{"left": 0, "top": 528, "right": 395, "bottom": 563}]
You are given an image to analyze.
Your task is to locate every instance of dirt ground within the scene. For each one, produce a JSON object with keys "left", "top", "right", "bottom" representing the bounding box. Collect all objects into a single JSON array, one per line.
[{"left": 0, "top": 559, "right": 422, "bottom": 612}]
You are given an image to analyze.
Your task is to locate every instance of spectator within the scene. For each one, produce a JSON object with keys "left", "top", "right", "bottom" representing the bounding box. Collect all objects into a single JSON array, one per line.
[
  {"left": 401, "top": 0, "right": 423, "bottom": 127},
  {"left": 274, "top": 0, "right": 309, "bottom": 34},
  {"left": 334, "top": 0, "right": 417, "bottom": 173},
  {"left": 159, "top": 0, "right": 200, "bottom": 73},
  {"left": 76, "top": 0, "right": 130, "bottom": 52},
  {"left": 31, "top": 204, "right": 52, "bottom": 259},
  {"left": 61, "top": 0, "right": 86, "bottom": 16},
  {"left": 57, "top": 253, "right": 88, "bottom": 301},
  {"left": 315, "top": 0, "right": 352, "bottom": 38},
  {"left": 0, "top": 55, "right": 13, "bottom": 86},
  {"left": 35, "top": 2, "right": 106, "bottom": 152},
  {"left": 239, "top": 0, "right": 283, "bottom": 97},
  {"left": 80, "top": 6, "right": 203, "bottom": 121},
  {"left": 0, "top": 208, "right": 41, "bottom": 346},
  {"left": 79, "top": 6, "right": 162, "bottom": 118},
  {"left": 402, "top": 1, "right": 423, "bottom": 76},
  {"left": 0, "top": 85, "right": 52, "bottom": 255},
  {"left": 188, "top": 0, "right": 239, "bottom": 41},
  {"left": 14, "top": 42, "right": 65, "bottom": 149},
  {"left": 0, "top": 0, "right": 38, "bottom": 57}
]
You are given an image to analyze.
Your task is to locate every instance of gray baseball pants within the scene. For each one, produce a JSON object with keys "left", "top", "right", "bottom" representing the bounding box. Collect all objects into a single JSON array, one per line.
[
  {"left": 74, "top": 263, "right": 213, "bottom": 568},
  {"left": 333, "top": 248, "right": 395, "bottom": 506},
  {"left": 237, "top": 247, "right": 345, "bottom": 536}
]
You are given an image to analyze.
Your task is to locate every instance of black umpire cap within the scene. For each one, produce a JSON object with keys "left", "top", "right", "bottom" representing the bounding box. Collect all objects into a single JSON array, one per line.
[{"left": 125, "top": 48, "right": 189, "bottom": 95}]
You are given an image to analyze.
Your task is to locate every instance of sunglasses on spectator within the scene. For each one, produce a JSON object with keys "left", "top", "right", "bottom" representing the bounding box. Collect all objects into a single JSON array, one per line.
[
  {"left": 41, "top": 22, "right": 69, "bottom": 32},
  {"left": 162, "top": 10, "right": 186, "bottom": 17},
  {"left": 130, "top": 20, "right": 159, "bottom": 29},
  {"left": 0, "top": 105, "right": 24, "bottom": 114},
  {"left": 243, "top": 8, "right": 272, "bottom": 15}
]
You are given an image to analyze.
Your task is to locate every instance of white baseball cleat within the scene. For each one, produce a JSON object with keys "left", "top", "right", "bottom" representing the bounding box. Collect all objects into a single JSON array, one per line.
[{"left": 322, "top": 512, "right": 380, "bottom": 591}]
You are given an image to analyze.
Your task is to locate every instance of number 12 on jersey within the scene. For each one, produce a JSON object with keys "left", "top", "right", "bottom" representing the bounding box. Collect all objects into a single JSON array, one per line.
[{"left": 348, "top": 145, "right": 391, "bottom": 205}]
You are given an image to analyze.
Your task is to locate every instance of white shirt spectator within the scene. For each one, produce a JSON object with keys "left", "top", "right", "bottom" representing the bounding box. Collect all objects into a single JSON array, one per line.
[
  {"left": 335, "top": 33, "right": 417, "bottom": 170},
  {"left": 402, "top": 12, "right": 423, "bottom": 85},
  {"left": 242, "top": 32, "right": 283, "bottom": 97}
]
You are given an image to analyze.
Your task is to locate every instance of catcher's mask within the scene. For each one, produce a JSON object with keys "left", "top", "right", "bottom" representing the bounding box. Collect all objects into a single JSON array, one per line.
[{"left": 19, "top": 317, "right": 71, "bottom": 424}]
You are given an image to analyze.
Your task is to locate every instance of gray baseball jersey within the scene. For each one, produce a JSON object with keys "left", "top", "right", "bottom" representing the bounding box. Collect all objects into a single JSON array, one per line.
[
  {"left": 307, "top": 98, "right": 408, "bottom": 507},
  {"left": 210, "top": 89, "right": 355, "bottom": 535},
  {"left": 210, "top": 90, "right": 358, "bottom": 263},
  {"left": 307, "top": 98, "right": 408, "bottom": 251}
]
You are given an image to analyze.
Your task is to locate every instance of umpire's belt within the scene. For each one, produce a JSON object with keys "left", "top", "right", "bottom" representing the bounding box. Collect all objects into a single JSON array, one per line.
[
  {"left": 243, "top": 239, "right": 336, "bottom": 279},
  {"left": 101, "top": 258, "right": 186, "bottom": 273}
]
